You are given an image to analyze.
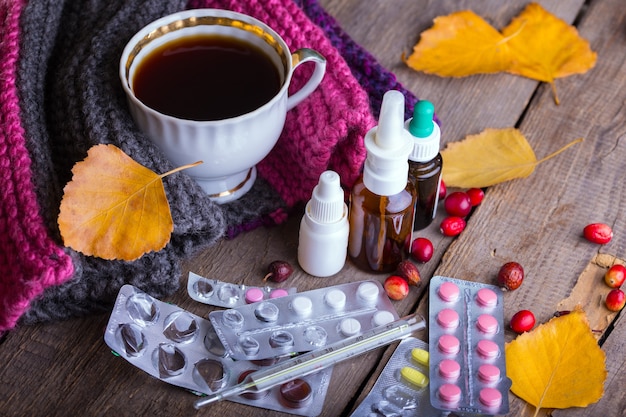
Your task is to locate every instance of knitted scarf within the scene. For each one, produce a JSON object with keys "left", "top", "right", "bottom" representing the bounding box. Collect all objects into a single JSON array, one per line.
[{"left": 0, "top": 0, "right": 418, "bottom": 333}]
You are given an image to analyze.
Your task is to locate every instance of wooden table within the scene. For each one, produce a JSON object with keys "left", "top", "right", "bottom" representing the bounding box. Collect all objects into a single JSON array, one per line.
[{"left": 1, "top": 0, "right": 624, "bottom": 416}]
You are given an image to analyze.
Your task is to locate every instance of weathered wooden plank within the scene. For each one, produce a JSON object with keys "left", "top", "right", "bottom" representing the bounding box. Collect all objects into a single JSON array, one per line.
[{"left": 1, "top": 0, "right": 622, "bottom": 416}]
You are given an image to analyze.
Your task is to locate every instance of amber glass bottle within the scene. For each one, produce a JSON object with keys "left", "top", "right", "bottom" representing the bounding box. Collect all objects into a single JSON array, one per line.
[
  {"left": 348, "top": 90, "right": 416, "bottom": 273},
  {"left": 349, "top": 179, "right": 416, "bottom": 272},
  {"left": 406, "top": 100, "right": 442, "bottom": 231}
]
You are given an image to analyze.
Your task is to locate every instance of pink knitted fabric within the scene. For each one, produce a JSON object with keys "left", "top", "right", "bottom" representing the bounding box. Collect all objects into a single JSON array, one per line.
[
  {"left": 188, "top": 0, "right": 375, "bottom": 206},
  {"left": 0, "top": 0, "right": 74, "bottom": 333}
]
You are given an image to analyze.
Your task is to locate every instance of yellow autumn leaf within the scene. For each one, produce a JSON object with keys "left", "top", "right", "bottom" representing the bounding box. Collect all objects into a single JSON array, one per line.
[
  {"left": 58, "top": 144, "right": 199, "bottom": 261},
  {"left": 440, "top": 127, "right": 582, "bottom": 188},
  {"left": 505, "top": 309, "right": 606, "bottom": 416},
  {"left": 503, "top": 3, "right": 597, "bottom": 104},
  {"left": 402, "top": 10, "right": 512, "bottom": 76},
  {"left": 403, "top": 3, "right": 596, "bottom": 104}
]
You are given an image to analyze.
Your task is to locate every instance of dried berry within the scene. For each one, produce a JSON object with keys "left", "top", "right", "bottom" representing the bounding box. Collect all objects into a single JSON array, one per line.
[
  {"left": 438, "top": 179, "right": 447, "bottom": 200},
  {"left": 583, "top": 223, "right": 613, "bottom": 244},
  {"left": 497, "top": 261, "right": 524, "bottom": 291},
  {"left": 440, "top": 216, "right": 466, "bottom": 236},
  {"left": 604, "top": 264, "right": 626, "bottom": 288},
  {"left": 466, "top": 188, "right": 484, "bottom": 206},
  {"left": 605, "top": 288, "right": 625, "bottom": 312},
  {"left": 510, "top": 310, "right": 535, "bottom": 334},
  {"left": 396, "top": 260, "right": 421, "bottom": 286},
  {"left": 263, "top": 260, "right": 293, "bottom": 283},
  {"left": 410, "top": 238, "right": 434, "bottom": 263},
  {"left": 384, "top": 275, "right": 409, "bottom": 300},
  {"left": 444, "top": 191, "right": 472, "bottom": 217}
]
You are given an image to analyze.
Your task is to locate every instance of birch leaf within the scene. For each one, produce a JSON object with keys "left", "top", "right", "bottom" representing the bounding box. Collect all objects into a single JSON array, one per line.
[
  {"left": 440, "top": 128, "right": 582, "bottom": 188},
  {"left": 503, "top": 3, "right": 597, "bottom": 104},
  {"left": 403, "top": 10, "right": 512, "bottom": 76},
  {"left": 58, "top": 144, "right": 200, "bottom": 261},
  {"left": 504, "top": 3, "right": 597, "bottom": 81},
  {"left": 505, "top": 309, "right": 606, "bottom": 416}
]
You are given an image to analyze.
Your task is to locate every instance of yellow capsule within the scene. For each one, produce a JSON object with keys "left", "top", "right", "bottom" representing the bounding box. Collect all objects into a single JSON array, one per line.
[
  {"left": 411, "top": 347, "right": 429, "bottom": 366},
  {"left": 400, "top": 366, "right": 429, "bottom": 388}
]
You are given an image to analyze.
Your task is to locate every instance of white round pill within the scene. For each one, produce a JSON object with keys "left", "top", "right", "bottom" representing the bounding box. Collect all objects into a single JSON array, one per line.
[
  {"left": 372, "top": 310, "right": 395, "bottom": 327},
  {"left": 357, "top": 282, "right": 379, "bottom": 303},
  {"left": 291, "top": 296, "right": 313, "bottom": 316},
  {"left": 339, "top": 318, "right": 362, "bottom": 337},
  {"left": 324, "top": 289, "right": 346, "bottom": 309}
]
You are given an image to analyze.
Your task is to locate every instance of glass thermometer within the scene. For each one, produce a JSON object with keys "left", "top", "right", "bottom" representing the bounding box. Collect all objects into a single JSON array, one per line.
[{"left": 194, "top": 312, "right": 425, "bottom": 409}]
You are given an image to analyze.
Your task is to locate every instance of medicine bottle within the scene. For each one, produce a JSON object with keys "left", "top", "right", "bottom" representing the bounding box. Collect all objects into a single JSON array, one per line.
[
  {"left": 348, "top": 90, "right": 416, "bottom": 273},
  {"left": 406, "top": 100, "right": 442, "bottom": 230},
  {"left": 298, "top": 170, "right": 349, "bottom": 277}
]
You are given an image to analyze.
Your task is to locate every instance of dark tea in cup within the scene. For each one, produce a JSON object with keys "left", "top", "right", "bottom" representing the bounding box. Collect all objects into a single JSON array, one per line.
[{"left": 132, "top": 35, "right": 282, "bottom": 121}]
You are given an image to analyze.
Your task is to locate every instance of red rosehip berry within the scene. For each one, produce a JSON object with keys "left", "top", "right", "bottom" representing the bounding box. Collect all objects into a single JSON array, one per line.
[
  {"left": 605, "top": 264, "right": 626, "bottom": 288},
  {"left": 583, "top": 223, "right": 613, "bottom": 244},
  {"left": 466, "top": 188, "right": 484, "bottom": 206},
  {"left": 440, "top": 216, "right": 466, "bottom": 236},
  {"left": 605, "top": 288, "right": 625, "bottom": 312},
  {"left": 438, "top": 180, "right": 447, "bottom": 200},
  {"left": 444, "top": 191, "right": 472, "bottom": 217},
  {"left": 410, "top": 238, "right": 434, "bottom": 263},
  {"left": 510, "top": 310, "right": 535, "bottom": 334},
  {"left": 384, "top": 275, "right": 410, "bottom": 300},
  {"left": 497, "top": 261, "right": 524, "bottom": 291}
]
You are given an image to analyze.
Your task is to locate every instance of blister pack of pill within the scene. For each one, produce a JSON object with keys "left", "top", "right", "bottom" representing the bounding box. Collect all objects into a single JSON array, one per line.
[
  {"left": 428, "top": 276, "right": 511, "bottom": 415},
  {"left": 104, "top": 285, "right": 332, "bottom": 416},
  {"left": 349, "top": 337, "right": 438, "bottom": 417},
  {"left": 209, "top": 280, "right": 399, "bottom": 360},
  {"left": 187, "top": 272, "right": 297, "bottom": 308}
]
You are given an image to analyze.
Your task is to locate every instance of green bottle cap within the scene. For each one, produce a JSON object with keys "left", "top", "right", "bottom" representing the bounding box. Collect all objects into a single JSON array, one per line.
[{"left": 408, "top": 100, "right": 434, "bottom": 138}]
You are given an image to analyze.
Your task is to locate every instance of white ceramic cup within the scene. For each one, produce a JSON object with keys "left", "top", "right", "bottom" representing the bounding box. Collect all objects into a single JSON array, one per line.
[{"left": 120, "top": 9, "right": 326, "bottom": 203}]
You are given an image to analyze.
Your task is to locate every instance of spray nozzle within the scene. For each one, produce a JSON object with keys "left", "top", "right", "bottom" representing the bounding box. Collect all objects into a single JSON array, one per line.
[
  {"left": 362, "top": 90, "right": 413, "bottom": 196},
  {"left": 408, "top": 100, "right": 435, "bottom": 138},
  {"left": 376, "top": 90, "right": 407, "bottom": 150}
]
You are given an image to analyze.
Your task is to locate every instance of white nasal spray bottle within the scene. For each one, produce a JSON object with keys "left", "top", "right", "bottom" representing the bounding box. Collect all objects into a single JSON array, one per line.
[{"left": 298, "top": 170, "right": 349, "bottom": 277}]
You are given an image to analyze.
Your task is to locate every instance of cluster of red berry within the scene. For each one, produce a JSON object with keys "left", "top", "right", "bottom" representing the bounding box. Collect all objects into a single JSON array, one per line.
[
  {"left": 381, "top": 180, "right": 624, "bottom": 338},
  {"left": 583, "top": 223, "right": 625, "bottom": 312}
]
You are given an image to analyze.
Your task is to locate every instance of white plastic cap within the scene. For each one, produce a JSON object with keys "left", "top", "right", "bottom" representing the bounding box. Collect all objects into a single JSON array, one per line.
[
  {"left": 297, "top": 170, "right": 349, "bottom": 277},
  {"left": 407, "top": 100, "right": 441, "bottom": 162},
  {"left": 309, "top": 171, "right": 345, "bottom": 223},
  {"left": 363, "top": 90, "right": 413, "bottom": 196}
]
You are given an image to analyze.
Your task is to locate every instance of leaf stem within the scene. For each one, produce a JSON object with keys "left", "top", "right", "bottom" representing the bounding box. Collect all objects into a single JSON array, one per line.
[
  {"left": 159, "top": 161, "right": 203, "bottom": 179},
  {"left": 537, "top": 138, "right": 583, "bottom": 164}
]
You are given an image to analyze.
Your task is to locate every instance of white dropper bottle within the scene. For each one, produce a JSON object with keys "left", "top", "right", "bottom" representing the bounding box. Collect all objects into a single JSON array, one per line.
[{"left": 298, "top": 170, "right": 349, "bottom": 277}]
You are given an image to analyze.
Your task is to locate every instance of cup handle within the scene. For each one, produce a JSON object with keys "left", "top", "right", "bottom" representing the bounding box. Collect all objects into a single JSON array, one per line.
[{"left": 286, "top": 48, "right": 326, "bottom": 111}]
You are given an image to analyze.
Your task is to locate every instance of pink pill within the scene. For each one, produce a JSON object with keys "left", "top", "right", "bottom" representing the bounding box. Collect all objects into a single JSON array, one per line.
[
  {"left": 476, "top": 314, "right": 498, "bottom": 334},
  {"left": 438, "top": 282, "right": 460, "bottom": 302},
  {"left": 476, "top": 339, "right": 499, "bottom": 359},
  {"left": 438, "top": 334, "right": 460, "bottom": 355},
  {"left": 438, "top": 359, "right": 461, "bottom": 380},
  {"left": 437, "top": 308, "right": 460, "bottom": 329},
  {"left": 476, "top": 288, "right": 498, "bottom": 308},
  {"left": 438, "top": 383, "right": 461, "bottom": 404},
  {"left": 478, "top": 364, "right": 501, "bottom": 383},
  {"left": 269, "top": 288, "right": 289, "bottom": 299},
  {"left": 245, "top": 288, "right": 264, "bottom": 304},
  {"left": 479, "top": 387, "right": 502, "bottom": 408}
]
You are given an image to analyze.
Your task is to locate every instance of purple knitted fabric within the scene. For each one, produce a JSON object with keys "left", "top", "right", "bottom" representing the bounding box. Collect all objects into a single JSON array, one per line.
[{"left": 0, "top": 0, "right": 420, "bottom": 332}]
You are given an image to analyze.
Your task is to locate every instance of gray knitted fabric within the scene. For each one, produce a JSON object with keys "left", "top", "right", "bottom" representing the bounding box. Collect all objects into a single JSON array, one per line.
[{"left": 17, "top": 0, "right": 283, "bottom": 324}]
